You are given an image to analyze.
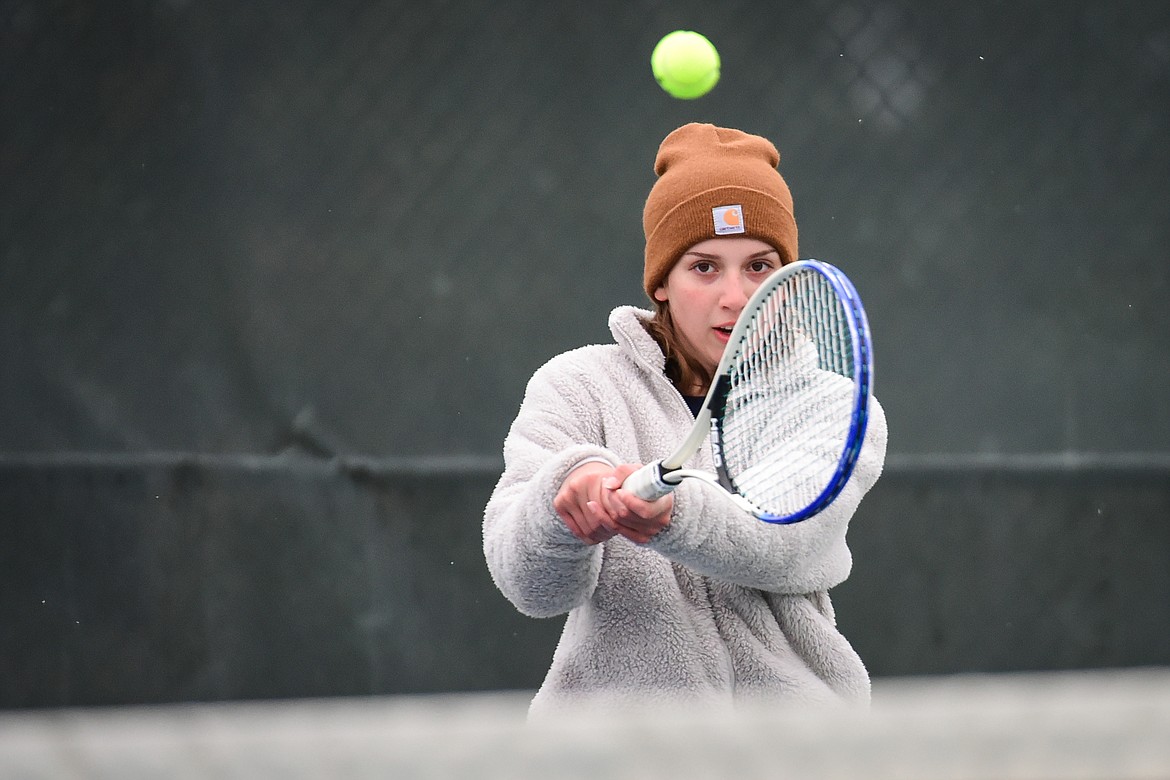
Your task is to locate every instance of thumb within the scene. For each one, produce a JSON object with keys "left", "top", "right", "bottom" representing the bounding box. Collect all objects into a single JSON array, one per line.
[{"left": 608, "top": 463, "right": 644, "bottom": 486}]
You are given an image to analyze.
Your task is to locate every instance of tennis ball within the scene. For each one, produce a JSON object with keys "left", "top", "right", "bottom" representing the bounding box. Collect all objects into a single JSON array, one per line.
[{"left": 651, "top": 30, "right": 721, "bottom": 99}]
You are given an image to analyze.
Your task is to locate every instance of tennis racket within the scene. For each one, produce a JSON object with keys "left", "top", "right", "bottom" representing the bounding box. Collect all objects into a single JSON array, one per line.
[{"left": 622, "top": 259, "right": 872, "bottom": 524}]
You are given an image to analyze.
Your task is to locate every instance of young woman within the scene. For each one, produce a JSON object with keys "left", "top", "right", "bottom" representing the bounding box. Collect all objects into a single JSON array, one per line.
[{"left": 483, "top": 123, "right": 887, "bottom": 718}]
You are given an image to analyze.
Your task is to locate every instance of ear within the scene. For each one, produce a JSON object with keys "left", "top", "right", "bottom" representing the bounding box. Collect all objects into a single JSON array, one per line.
[{"left": 653, "top": 285, "right": 668, "bottom": 303}]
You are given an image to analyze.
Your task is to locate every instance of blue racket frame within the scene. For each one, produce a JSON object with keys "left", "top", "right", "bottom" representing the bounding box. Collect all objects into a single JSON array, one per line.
[{"left": 708, "top": 260, "right": 873, "bottom": 524}]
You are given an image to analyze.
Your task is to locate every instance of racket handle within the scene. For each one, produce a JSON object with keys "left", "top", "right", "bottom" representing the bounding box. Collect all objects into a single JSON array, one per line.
[{"left": 621, "top": 461, "right": 678, "bottom": 501}]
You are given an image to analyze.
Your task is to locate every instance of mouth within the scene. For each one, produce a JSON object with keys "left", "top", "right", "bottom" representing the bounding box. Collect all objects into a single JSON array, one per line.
[{"left": 713, "top": 324, "right": 734, "bottom": 343}]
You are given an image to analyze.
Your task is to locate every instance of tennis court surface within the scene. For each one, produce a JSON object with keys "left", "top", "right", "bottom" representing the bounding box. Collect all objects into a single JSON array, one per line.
[{"left": 3, "top": 667, "right": 1167, "bottom": 779}]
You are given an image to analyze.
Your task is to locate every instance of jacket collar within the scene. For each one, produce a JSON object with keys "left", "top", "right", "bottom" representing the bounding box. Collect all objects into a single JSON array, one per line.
[{"left": 607, "top": 306, "right": 667, "bottom": 378}]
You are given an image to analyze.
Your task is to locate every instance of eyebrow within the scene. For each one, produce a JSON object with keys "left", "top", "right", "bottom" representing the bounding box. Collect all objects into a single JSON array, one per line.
[{"left": 683, "top": 249, "right": 781, "bottom": 259}]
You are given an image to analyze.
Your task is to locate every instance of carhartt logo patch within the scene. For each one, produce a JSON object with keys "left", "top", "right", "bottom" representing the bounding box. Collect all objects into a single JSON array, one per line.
[{"left": 712, "top": 205, "right": 745, "bottom": 235}]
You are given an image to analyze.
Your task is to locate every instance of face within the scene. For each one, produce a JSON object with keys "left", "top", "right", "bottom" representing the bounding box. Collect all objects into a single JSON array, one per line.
[{"left": 653, "top": 237, "right": 782, "bottom": 383}]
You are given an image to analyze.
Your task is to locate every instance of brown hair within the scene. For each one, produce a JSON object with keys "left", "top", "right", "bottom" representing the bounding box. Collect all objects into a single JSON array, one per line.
[{"left": 642, "top": 301, "right": 712, "bottom": 395}]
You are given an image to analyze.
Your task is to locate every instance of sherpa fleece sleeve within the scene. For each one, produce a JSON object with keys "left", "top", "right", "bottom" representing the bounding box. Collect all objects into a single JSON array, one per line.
[
  {"left": 646, "top": 399, "right": 888, "bottom": 594},
  {"left": 483, "top": 352, "right": 621, "bottom": 619}
]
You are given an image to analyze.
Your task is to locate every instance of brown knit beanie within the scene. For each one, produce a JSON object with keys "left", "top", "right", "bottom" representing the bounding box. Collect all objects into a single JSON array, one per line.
[{"left": 642, "top": 123, "right": 798, "bottom": 298}]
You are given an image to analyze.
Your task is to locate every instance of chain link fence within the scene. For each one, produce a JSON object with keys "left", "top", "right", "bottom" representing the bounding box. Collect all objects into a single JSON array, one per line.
[
  {"left": 3, "top": 0, "right": 1169, "bottom": 712},
  {"left": 3, "top": 0, "right": 1168, "bottom": 458}
]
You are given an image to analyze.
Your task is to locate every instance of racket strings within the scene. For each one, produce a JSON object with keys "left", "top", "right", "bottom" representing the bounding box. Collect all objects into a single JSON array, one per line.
[{"left": 718, "top": 271, "right": 857, "bottom": 516}]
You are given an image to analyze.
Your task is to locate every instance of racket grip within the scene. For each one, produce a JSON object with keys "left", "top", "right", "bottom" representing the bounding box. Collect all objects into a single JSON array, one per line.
[{"left": 621, "top": 461, "right": 678, "bottom": 501}]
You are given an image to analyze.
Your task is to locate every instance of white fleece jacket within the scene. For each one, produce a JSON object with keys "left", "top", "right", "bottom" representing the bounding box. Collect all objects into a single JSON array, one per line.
[{"left": 483, "top": 306, "right": 887, "bottom": 718}]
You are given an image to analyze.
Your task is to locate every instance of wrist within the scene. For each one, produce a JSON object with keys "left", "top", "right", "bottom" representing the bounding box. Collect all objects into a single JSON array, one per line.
[{"left": 565, "top": 456, "right": 615, "bottom": 477}]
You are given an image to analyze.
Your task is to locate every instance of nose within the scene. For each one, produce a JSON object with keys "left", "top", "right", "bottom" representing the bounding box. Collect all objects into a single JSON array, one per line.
[{"left": 718, "top": 270, "right": 751, "bottom": 311}]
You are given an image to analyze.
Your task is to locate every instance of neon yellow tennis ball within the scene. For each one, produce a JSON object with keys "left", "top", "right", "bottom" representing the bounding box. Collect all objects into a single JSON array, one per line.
[{"left": 651, "top": 30, "right": 721, "bottom": 99}]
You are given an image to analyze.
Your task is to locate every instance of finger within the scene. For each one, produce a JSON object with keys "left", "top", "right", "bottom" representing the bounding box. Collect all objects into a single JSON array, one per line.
[
  {"left": 610, "top": 464, "right": 641, "bottom": 482},
  {"left": 610, "top": 505, "right": 660, "bottom": 539},
  {"left": 582, "top": 513, "right": 616, "bottom": 544},
  {"left": 590, "top": 527, "right": 617, "bottom": 545},
  {"left": 557, "top": 507, "right": 595, "bottom": 544},
  {"left": 586, "top": 500, "right": 619, "bottom": 535},
  {"left": 614, "top": 524, "right": 654, "bottom": 544},
  {"left": 613, "top": 498, "right": 669, "bottom": 540},
  {"left": 576, "top": 497, "right": 617, "bottom": 543},
  {"left": 597, "top": 481, "right": 628, "bottom": 522},
  {"left": 610, "top": 488, "right": 662, "bottom": 522}
]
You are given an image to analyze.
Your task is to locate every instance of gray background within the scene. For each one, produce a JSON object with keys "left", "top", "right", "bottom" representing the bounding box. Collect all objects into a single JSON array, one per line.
[{"left": 2, "top": 0, "right": 1168, "bottom": 708}]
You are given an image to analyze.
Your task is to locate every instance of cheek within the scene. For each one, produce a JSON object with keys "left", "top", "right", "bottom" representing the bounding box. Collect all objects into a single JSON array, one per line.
[
  {"left": 672, "top": 286, "right": 712, "bottom": 314},
  {"left": 673, "top": 290, "right": 715, "bottom": 339}
]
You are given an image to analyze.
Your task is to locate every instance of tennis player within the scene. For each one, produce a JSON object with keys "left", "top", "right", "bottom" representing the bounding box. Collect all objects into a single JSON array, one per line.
[{"left": 483, "top": 123, "right": 888, "bottom": 718}]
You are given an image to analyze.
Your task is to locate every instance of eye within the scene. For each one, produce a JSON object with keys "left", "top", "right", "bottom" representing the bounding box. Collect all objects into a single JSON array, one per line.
[
  {"left": 691, "top": 260, "right": 716, "bottom": 274},
  {"left": 748, "top": 259, "right": 775, "bottom": 273}
]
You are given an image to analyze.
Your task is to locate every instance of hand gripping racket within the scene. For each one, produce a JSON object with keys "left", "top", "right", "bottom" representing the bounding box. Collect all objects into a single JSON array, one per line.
[{"left": 622, "top": 260, "right": 873, "bottom": 524}]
